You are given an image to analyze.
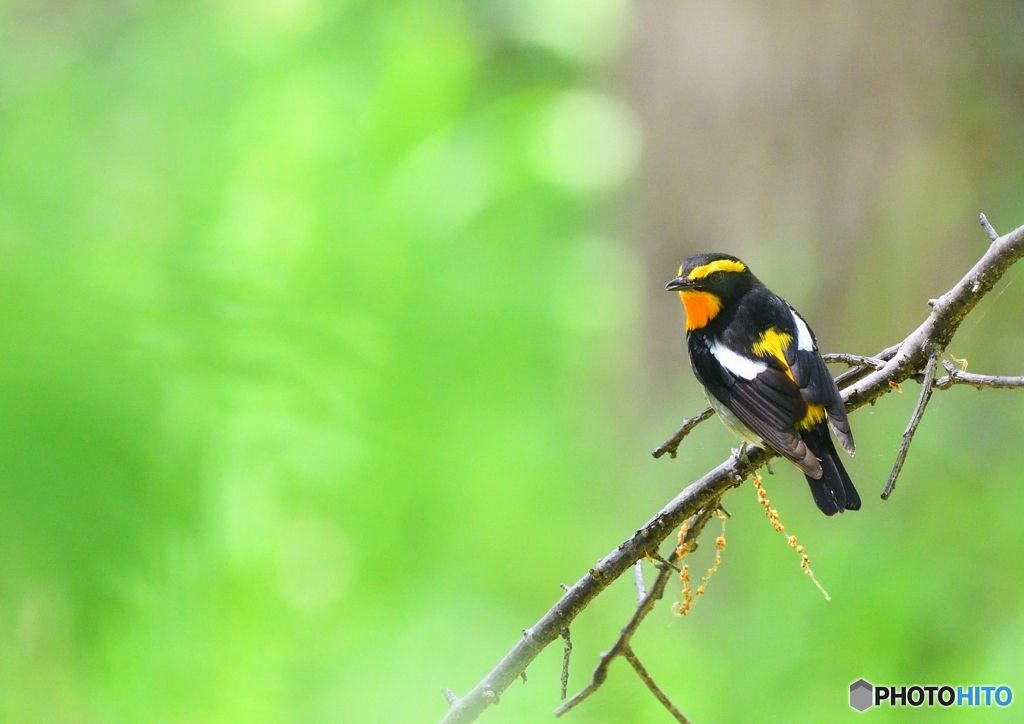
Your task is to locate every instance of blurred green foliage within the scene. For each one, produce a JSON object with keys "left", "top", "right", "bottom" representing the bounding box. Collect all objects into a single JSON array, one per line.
[{"left": 0, "top": 1, "right": 1022, "bottom": 723}]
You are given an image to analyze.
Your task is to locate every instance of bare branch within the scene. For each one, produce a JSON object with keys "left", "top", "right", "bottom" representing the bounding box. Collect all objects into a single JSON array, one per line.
[
  {"left": 821, "top": 353, "right": 886, "bottom": 369},
  {"left": 622, "top": 647, "right": 693, "bottom": 724},
  {"left": 881, "top": 349, "right": 940, "bottom": 500},
  {"left": 652, "top": 407, "right": 715, "bottom": 459},
  {"left": 437, "top": 217, "right": 1024, "bottom": 724},
  {"left": 933, "top": 360, "right": 1024, "bottom": 390},
  {"left": 554, "top": 502, "right": 720, "bottom": 718}
]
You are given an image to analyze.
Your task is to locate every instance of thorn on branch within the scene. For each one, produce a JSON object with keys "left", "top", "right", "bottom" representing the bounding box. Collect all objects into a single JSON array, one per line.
[
  {"left": 653, "top": 407, "right": 715, "bottom": 458},
  {"left": 882, "top": 349, "right": 941, "bottom": 500},
  {"left": 981, "top": 213, "right": 1000, "bottom": 242},
  {"left": 442, "top": 688, "right": 459, "bottom": 707}
]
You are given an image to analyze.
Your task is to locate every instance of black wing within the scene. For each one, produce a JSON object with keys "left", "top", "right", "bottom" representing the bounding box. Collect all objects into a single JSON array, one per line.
[
  {"left": 688, "top": 334, "right": 823, "bottom": 477},
  {"left": 783, "top": 309, "right": 855, "bottom": 454}
]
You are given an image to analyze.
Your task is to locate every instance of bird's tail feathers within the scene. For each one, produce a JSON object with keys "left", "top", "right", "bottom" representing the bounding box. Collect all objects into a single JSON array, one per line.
[{"left": 801, "top": 424, "right": 860, "bottom": 516}]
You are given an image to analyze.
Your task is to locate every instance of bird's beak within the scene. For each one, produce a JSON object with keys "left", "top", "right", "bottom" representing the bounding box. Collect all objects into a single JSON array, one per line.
[{"left": 665, "top": 276, "right": 692, "bottom": 292}]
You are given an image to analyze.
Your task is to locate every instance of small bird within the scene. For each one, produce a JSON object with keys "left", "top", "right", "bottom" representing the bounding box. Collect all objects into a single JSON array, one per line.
[{"left": 666, "top": 253, "right": 860, "bottom": 515}]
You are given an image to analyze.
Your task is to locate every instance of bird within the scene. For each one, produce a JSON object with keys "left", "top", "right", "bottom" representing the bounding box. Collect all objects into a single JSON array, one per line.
[{"left": 665, "top": 253, "right": 860, "bottom": 515}]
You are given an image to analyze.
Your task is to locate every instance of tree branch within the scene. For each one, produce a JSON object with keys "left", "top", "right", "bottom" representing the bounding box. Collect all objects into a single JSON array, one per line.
[
  {"left": 621, "top": 647, "right": 693, "bottom": 724},
  {"left": 981, "top": 212, "right": 999, "bottom": 242},
  {"left": 881, "top": 348, "right": 940, "bottom": 500},
  {"left": 932, "top": 360, "right": 1024, "bottom": 390},
  {"left": 437, "top": 215, "right": 1024, "bottom": 724},
  {"left": 558, "top": 627, "right": 572, "bottom": 701},
  {"left": 633, "top": 559, "right": 647, "bottom": 604},
  {"left": 554, "top": 502, "right": 720, "bottom": 719},
  {"left": 652, "top": 407, "right": 714, "bottom": 459},
  {"left": 821, "top": 353, "right": 887, "bottom": 369}
]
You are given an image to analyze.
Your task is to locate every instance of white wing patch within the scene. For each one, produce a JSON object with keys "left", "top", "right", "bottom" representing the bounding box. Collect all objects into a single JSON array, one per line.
[
  {"left": 791, "top": 310, "right": 814, "bottom": 351},
  {"left": 709, "top": 340, "right": 768, "bottom": 380}
]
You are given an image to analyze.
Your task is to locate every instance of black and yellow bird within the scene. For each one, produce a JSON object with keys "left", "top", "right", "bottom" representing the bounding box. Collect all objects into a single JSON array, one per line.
[{"left": 666, "top": 253, "right": 860, "bottom": 516}]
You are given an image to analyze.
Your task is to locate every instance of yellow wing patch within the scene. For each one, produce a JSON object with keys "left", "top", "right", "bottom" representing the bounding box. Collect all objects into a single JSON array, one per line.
[
  {"left": 679, "top": 291, "right": 723, "bottom": 331},
  {"left": 751, "top": 328, "right": 827, "bottom": 430},
  {"left": 751, "top": 328, "right": 794, "bottom": 380},
  {"left": 796, "top": 404, "right": 827, "bottom": 431},
  {"left": 687, "top": 259, "right": 747, "bottom": 281}
]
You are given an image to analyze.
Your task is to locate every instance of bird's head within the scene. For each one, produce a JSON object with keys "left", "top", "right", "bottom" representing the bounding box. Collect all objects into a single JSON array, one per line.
[{"left": 665, "top": 253, "right": 756, "bottom": 330}]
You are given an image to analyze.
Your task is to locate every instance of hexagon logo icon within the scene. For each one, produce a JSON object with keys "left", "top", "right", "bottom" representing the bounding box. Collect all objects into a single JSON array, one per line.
[{"left": 850, "top": 679, "right": 873, "bottom": 712}]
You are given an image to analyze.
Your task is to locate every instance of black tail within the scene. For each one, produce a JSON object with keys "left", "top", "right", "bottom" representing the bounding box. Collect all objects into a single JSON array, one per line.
[{"left": 801, "top": 424, "right": 860, "bottom": 516}]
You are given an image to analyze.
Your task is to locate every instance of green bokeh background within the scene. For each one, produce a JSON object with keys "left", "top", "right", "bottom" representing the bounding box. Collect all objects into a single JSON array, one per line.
[{"left": 1, "top": 2, "right": 1023, "bottom": 722}]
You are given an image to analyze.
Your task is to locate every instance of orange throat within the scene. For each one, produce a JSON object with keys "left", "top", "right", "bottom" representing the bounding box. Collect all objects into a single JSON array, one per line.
[{"left": 679, "top": 290, "right": 722, "bottom": 331}]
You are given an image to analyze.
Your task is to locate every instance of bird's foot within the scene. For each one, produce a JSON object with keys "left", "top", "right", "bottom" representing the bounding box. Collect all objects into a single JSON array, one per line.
[{"left": 731, "top": 442, "right": 751, "bottom": 467}]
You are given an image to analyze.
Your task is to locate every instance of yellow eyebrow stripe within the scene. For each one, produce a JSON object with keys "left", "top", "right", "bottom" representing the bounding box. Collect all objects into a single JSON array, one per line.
[{"left": 687, "top": 259, "right": 747, "bottom": 281}]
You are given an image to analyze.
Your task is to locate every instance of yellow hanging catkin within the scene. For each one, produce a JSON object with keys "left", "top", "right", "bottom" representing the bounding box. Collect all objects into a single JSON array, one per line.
[
  {"left": 751, "top": 470, "right": 830, "bottom": 601},
  {"left": 695, "top": 510, "right": 728, "bottom": 598},
  {"left": 674, "top": 564, "right": 693, "bottom": 616},
  {"left": 672, "top": 519, "right": 693, "bottom": 616},
  {"left": 674, "top": 509, "right": 728, "bottom": 616}
]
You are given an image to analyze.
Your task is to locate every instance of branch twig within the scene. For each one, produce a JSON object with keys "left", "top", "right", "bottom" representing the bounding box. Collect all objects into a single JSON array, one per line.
[
  {"left": 933, "top": 360, "right": 1024, "bottom": 390},
  {"left": 652, "top": 407, "right": 715, "bottom": 459},
  {"left": 438, "top": 216, "right": 1024, "bottom": 724},
  {"left": 559, "top": 628, "right": 572, "bottom": 701},
  {"left": 981, "top": 212, "right": 999, "bottom": 242},
  {"left": 881, "top": 348, "right": 940, "bottom": 500},
  {"left": 622, "top": 647, "right": 693, "bottom": 724},
  {"left": 633, "top": 560, "right": 646, "bottom": 604},
  {"left": 554, "top": 502, "right": 720, "bottom": 719},
  {"left": 821, "top": 353, "right": 887, "bottom": 369}
]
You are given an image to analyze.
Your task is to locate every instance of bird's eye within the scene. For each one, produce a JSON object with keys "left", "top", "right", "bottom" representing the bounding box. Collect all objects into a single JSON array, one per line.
[{"left": 709, "top": 271, "right": 726, "bottom": 284}]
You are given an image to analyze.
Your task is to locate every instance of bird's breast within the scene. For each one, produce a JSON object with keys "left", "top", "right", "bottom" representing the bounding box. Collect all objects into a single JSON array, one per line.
[{"left": 706, "top": 391, "right": 764, "bottom": 446}]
